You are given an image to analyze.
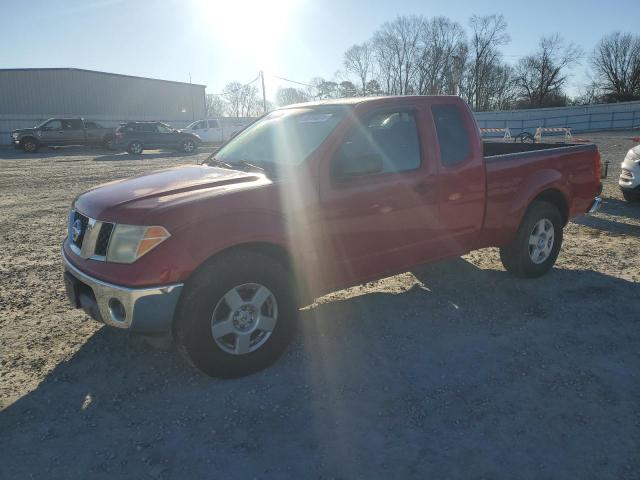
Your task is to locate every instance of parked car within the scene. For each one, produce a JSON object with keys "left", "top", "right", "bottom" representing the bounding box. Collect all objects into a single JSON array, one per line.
[
  {"left": 181, "top": 118, "right": 250, "bottom": 144},
  {"left": 113, "top": 121, "right": 201, "bottom": 154},
  {"left": 619, "top": 136, "right": 640, "bottom": 202},
  {"left": 62, "top": 96, "right": 602, "bottom": 378},
  {"left": 11, "top": 118, "right": 116, "bottom": 152}
]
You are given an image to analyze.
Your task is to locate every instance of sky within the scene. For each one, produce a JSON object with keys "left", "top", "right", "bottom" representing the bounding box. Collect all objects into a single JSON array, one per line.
[{"left": 1, "top": 0, "right": 638, "bottom": 100}]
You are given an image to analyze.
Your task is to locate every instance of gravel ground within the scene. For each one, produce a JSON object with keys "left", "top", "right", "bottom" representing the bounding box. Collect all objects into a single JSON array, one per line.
[{"left": 1, "top": 134, "right": 639, "bottom": 479}]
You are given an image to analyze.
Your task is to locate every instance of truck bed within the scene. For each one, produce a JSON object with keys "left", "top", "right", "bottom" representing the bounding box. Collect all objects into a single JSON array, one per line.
[
  {"left": 480, "top": 140, "right": 600, "bottom": 247},
  {"left": 483, "top": 141, "right": 594, "bottom": 159}
]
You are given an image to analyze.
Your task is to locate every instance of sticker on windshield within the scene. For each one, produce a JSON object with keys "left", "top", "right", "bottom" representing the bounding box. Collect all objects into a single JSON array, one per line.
[{"left": 297, "top": 114, "right": 333, "bottom": 123}]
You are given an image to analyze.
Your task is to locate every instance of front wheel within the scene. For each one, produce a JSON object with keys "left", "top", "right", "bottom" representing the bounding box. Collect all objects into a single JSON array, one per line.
[
  {"left": 499, "top": 200, "right": 563, "bottom": 278},
  {"left": 21, "top": 138, "right": 39, "bottom": 153},
  {"left": 174, "top": 251, "right": 296, "bottom": 378},
  {"left": 126, "top": 141, "right": 143, "bottom": 155},
  {"left": 181, "top": 138, "right": 197, "bottom": 154}
]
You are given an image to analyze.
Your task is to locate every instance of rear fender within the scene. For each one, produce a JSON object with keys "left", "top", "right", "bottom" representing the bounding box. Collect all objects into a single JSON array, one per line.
[{"left": 504, "top": 169, "right": 570, "bottom": 240}]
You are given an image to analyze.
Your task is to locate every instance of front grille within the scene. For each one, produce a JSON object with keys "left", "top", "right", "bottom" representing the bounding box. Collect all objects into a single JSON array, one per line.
[
  {"left": 72, "top": 212, "right": 89, "bottom": 248},
  {"left": 94, "top": 223, "right": 114, "bottom": 256}
]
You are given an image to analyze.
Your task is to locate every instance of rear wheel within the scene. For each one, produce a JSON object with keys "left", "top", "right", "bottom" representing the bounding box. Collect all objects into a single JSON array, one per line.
[
  {"left": 499, "top": 200, "right": 563, "bottom": 278},
  {"left": 126, "top": 141, "right": 143, "bottom": 155},
  {"left": 21, "top": 137, "right": 39, "bottom": 153},
  {"left": 174, "top": 251, "right": 296, "bottom": 378}
]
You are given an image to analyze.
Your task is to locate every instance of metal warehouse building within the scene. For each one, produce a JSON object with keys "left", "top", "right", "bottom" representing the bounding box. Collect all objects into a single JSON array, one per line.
[{"left": 0, "top": 68, "right": 206, "bottom": 144}]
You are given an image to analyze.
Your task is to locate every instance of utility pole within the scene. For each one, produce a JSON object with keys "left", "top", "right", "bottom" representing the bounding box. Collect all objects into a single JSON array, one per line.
[
  {"left": 260, "top": 70, "right": 267, "bottom": 114},
  {"left": 189, "top": 72, "right": 195, "bottom": 121}
]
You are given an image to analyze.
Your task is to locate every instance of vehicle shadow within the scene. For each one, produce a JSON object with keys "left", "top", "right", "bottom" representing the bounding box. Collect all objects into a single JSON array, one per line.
[
  {"left": 94, "top": 147, "right": 217, "bottom": 162},
  {"left": 572, "top": 196, "right": 640, "bottom": 237},
  {"left": 1, "top": 259, "right": 639, "bottom": 478}
]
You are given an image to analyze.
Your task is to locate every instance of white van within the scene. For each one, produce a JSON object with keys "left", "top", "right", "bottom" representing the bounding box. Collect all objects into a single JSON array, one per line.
[{"left": 182, "top": 118, "right": 249, "bottom": 144}]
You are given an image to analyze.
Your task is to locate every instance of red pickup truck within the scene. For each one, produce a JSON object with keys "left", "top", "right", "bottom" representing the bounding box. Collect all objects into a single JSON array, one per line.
[{"left": 63, "top": 96, "right": 602, "bottom": 377}]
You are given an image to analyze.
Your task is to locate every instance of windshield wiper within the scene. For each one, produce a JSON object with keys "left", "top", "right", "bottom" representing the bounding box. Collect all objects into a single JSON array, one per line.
[
  {"left": 206, "top": 157, "right": 235, "bottom": 169},
  {"left": 235, "top": 160, "right": 266, "bottom": 174}
]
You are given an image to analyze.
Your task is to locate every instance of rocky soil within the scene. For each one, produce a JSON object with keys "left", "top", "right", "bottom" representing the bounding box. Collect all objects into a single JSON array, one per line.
[{"left": 0, "top": 134, "right": 639, "bottom": 479}]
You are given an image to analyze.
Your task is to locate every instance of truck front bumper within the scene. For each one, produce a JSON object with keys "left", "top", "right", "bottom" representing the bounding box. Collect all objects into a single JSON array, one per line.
[{"left": 63, "top": 251, "right": 183, "bottom": 333}]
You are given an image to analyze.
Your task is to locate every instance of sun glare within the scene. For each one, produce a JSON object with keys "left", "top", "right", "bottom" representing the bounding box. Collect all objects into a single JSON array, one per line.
[{"left": 194, "top": 0, "right": 298, "bottom": 72}]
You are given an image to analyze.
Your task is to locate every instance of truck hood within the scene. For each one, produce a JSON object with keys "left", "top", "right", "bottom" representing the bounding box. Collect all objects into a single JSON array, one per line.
[
  {"left": 12, "top": 127, "right": 37, "bottom": 134},
  {"left": 74, "top": 165, "right": 268, "bottom": 222}
]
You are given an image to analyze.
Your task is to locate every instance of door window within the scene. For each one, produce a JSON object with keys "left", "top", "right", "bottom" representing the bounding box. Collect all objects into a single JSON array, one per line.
[
  {"left": 43, "top": 120, "right": 62, "bottom": 131},
  {"left": 332, "top": 110, "right": 420, "bottom": 178},
  {"left": 208, "top": 120, "right": 219, "bottom": 129},
  {"left": 156, "top": 123, "right": 173, "bottom": 133}
]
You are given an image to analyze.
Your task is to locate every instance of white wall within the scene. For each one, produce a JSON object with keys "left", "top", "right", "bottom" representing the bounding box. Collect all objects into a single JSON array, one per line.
[{"left": 474, "top": 101, "right": 640, "bottom": 136}]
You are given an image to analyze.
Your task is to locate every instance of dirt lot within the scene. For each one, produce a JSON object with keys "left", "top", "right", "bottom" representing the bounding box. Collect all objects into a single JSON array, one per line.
[{"left": 1, "top": 134, "right": 639, "bottom": 479}]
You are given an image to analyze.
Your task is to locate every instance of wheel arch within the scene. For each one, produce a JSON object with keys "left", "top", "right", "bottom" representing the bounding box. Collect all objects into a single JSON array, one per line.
[
  {"left": 172, "top": 240, "right": 297, "bottom": 336},
  {"left": 531, "top": 188, "right": 569, "bottom": 225}
]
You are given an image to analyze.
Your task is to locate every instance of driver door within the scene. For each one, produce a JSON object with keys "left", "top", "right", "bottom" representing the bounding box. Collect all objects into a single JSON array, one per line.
[
  {"left": 39, "top": 119, "right": 64, "bottom": 145},
  {"left": 318, "top": 107, "right": 441, "bottom": 288}
]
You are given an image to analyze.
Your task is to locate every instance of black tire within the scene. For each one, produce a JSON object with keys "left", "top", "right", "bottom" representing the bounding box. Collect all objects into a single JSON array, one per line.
[
  {"left": 126, "top": 141, "right": 143, "bottom": 155},
  {"left": 515, "top": 132, "right": 535, "bottom": 143},
  {"left": 499, "top": 200, "right": 563, "bottom": 278},
  {"left": 181, "top": 138, "right": 197, "bottom": 154},
  {"left": 622, "top": 190, "right": 640, "bottom": 202},
  {"left": 174, "top": 250, "right": 296, "bottom": 378},
  {"left": 20, "top": 137, "right": 39, "bottom": 153}
]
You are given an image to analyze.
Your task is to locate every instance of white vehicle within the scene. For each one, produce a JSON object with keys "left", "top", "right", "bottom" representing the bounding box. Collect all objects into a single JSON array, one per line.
[
  {"left": 182, "top": 118, "right": 249, "bottom": 144},
  {"left": 619, "top": 137, "right": 640, "bottom": 202}
]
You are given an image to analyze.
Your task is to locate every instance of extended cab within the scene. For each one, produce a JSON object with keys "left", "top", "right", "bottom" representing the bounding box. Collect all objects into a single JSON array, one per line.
[
  {"left": 12, "top": 118, "right": 116, "bottom": 152},
  {"left": 62, "top": 96, "right": 602, "bottom": 378}
]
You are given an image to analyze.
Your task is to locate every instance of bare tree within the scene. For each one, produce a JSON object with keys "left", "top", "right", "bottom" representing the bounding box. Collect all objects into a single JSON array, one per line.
[
  {"left": 415, "top": 17, "right": 466, "bottom": 95},
  {"left": 372, "top": 15, "right": 425, "bottom": 95},
  {"left": 514, "top": 34, "right": 582, "bottom": 107},
  {"left": 344, "top": 43, "right": 373, "bottom": 95},
  {"left": 222, "top": 82, "right": 261, "bottom": 117},
  {"left": 467, "top": 14, "right": 510, "bottom": 110},
  {"left": 276, "top": 87, "right": 310, "bottom": 106},
  {"left": 590, "top": 32, "right": 640, "bottom": 102},
  {"left": 205, "top": 94, "right": 227, "bottom": 117}
]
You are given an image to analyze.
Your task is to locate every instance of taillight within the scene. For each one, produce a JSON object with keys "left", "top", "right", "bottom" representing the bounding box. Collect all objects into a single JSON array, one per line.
[{"left": 595, "top": 151, "right": 601, "bottom": 180}]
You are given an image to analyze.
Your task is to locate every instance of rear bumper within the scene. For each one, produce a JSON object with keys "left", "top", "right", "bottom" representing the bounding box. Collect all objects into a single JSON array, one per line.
[{"left": 63, "top": 250, "right": 183, "bottom": 333}]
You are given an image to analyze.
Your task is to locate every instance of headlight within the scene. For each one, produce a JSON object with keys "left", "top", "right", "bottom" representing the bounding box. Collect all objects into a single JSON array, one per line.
[
  {"left": 11, "top": 132, "right": 18, "bottom": 139},
  {"left": 106, "top": 225, "right": 170, "bottom": 263}
]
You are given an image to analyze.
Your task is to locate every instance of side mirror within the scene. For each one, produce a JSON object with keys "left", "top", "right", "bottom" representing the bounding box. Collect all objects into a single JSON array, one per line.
[{"left": 333, "top": 153, "right": 383, "bottom": 178}]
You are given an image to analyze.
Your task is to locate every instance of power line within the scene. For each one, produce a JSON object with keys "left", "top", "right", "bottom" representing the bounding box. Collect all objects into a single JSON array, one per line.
[
  {"left": 208, "top": 73, "right": 261, "bottom": 96},
  {"left": 273, "top": 75, "right": 316, "bottom": 89}
]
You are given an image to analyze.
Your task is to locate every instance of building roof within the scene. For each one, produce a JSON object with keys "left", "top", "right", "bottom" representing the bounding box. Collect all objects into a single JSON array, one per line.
[{"left": 0, "top": 67, "right": 206, "bottom": 88}]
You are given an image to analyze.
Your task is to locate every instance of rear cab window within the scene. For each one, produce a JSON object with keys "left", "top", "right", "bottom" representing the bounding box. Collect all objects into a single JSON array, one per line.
[{"left": 431, "top": 104, "right": 471, "bottom": 166}]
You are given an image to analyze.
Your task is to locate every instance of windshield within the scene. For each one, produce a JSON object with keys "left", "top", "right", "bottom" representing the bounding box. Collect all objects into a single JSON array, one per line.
[{"left": 212, "top": 106, "right": 347, "bottom": 167}]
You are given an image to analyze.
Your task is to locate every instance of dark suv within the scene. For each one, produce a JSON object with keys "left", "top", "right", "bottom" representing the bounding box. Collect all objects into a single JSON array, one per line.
[{"left": 114, "top": 122, "right": 201, "bottom": 155}]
